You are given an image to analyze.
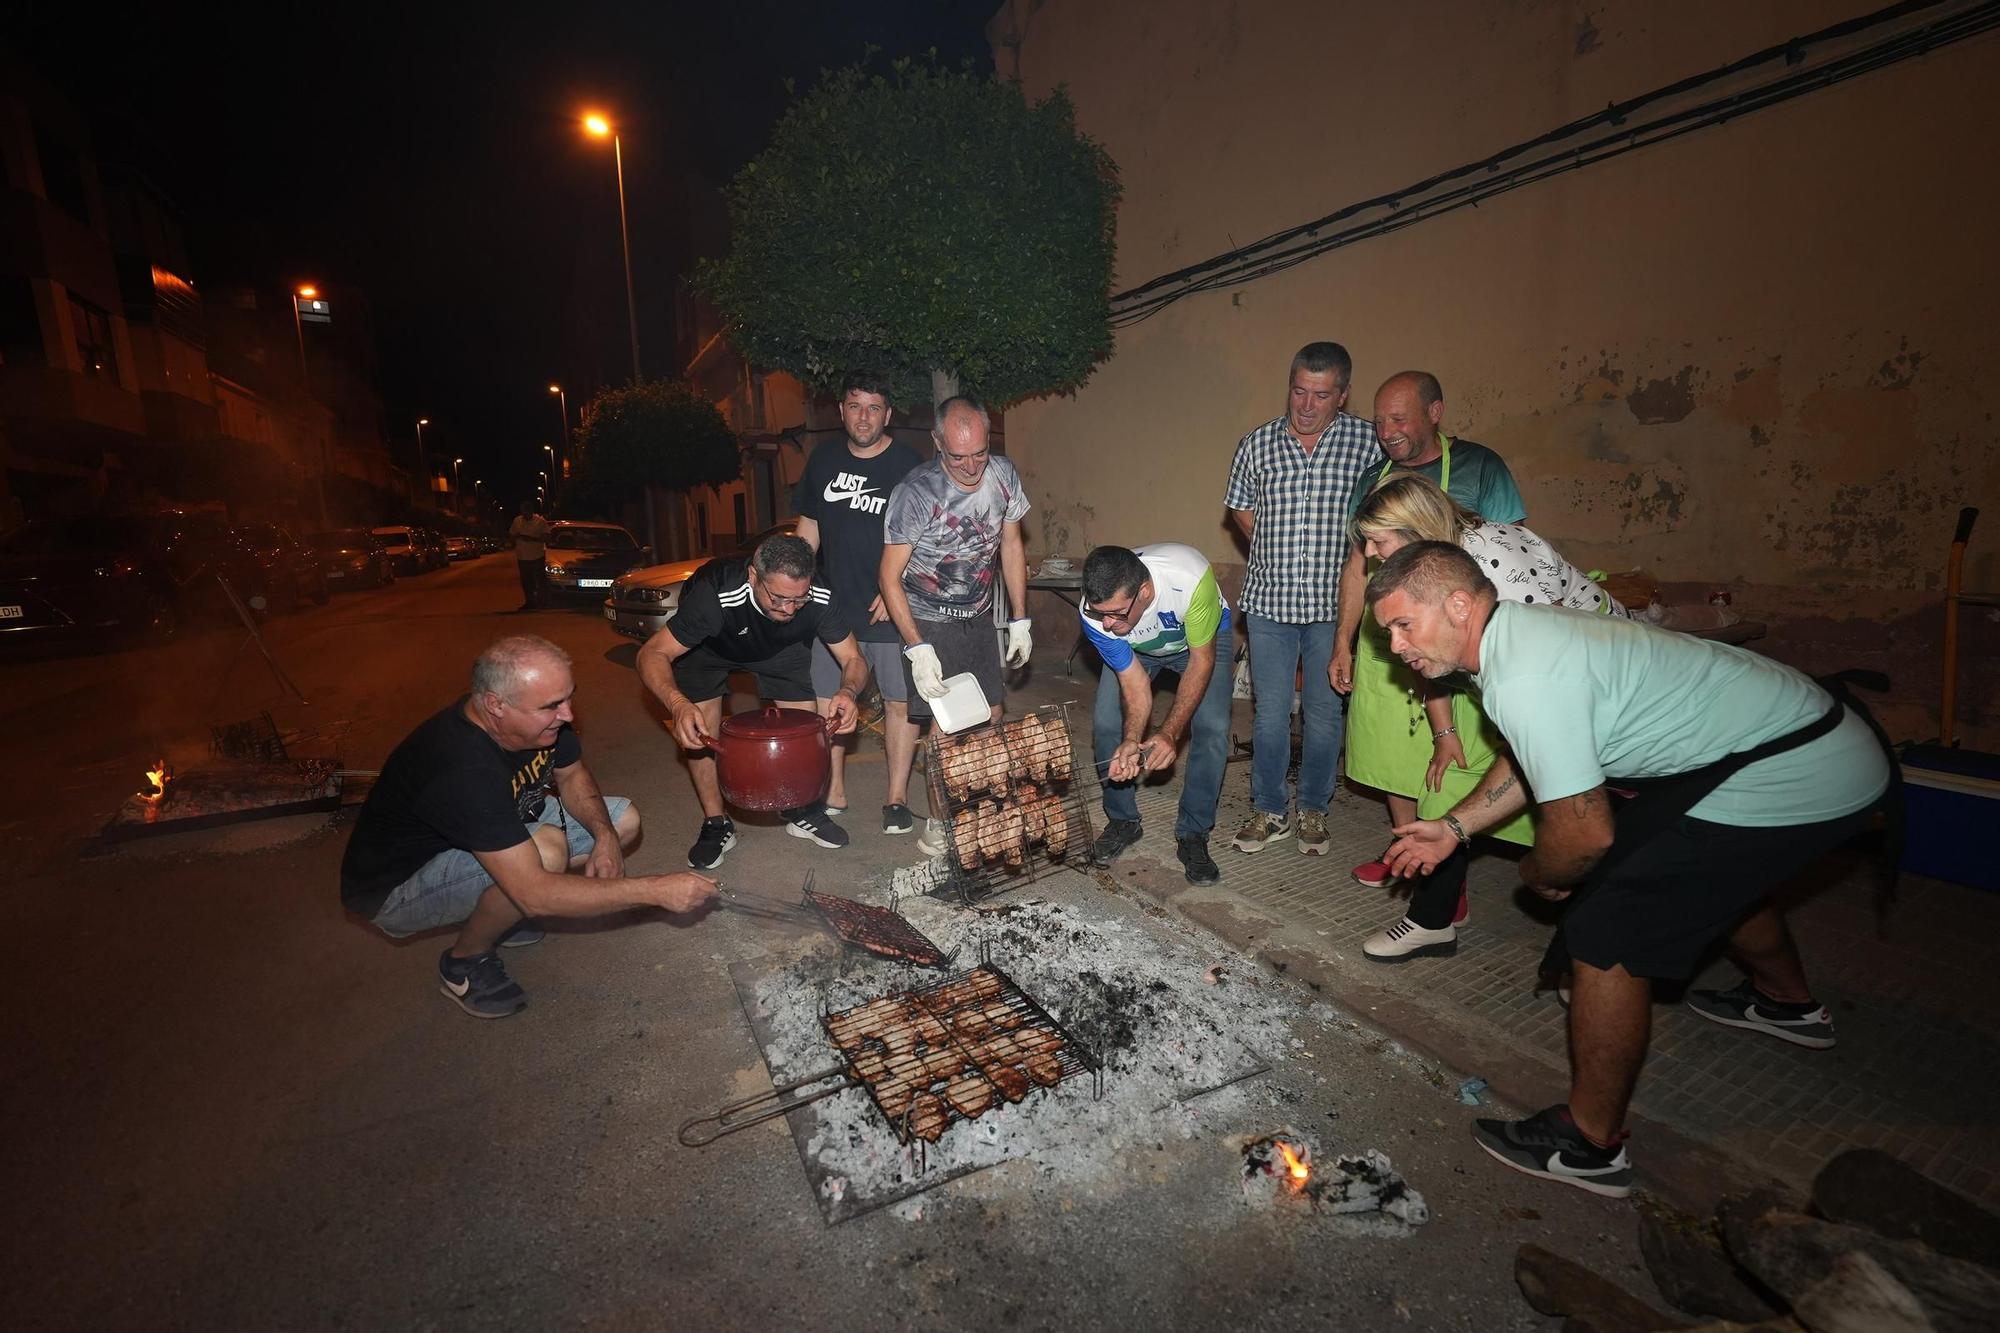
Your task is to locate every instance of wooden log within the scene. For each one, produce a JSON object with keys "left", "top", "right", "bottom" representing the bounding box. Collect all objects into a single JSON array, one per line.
[
  {"left": 1811, "top": 1148, "right": 2000, "bottom": 1271},
  {"left": 1790, "top": 1251, "right": 1929, "bottom": 1333},
  {"left": 1514, "top": 1244, "right": 1690, "bottom": 1332},
  {"left": 1722, "top": 1209, "right": 2000, "bottom": 1333},
  {"left": 1636, "top": 1198, "right": 1784, "bottom": 1324}
]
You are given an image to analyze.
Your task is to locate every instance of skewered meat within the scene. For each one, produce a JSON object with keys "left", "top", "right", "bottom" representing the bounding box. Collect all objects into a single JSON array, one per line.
[
  {"left": 982, "top": 1063, "right": 1032, "bottom": 1102},
  {"left": 1023, "top": 1052, "right": 1064, "bottom": 1087},
  {"left": 1043, "top": 799, "right": 1072, "bottom": 857},
  {"left": 1043, "top": 714, "right": 1072, "bottom": 781},
  {"left": 952, "top": 806, "right": 981, "bottom": 869},
  {"left": 944, "top": 1073, "right": 997, "bottom": 1118},
  {"left": 905, "top": 1091, "right": 950, "bottom": 1142}
]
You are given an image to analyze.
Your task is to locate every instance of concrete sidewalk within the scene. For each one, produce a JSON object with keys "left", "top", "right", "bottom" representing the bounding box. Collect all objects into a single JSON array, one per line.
[{"left": 1055, "top": 675, "right": 2000, "bottom": 1211}]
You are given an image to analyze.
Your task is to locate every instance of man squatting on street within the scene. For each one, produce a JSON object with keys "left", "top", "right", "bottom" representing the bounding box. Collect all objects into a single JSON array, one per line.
[
  {"left": 878, "top": 395, "right": 1033, "bottom": 856},
  {"left": 340, "top": 635, "right": 718, "bottom": 1019},
  {"left": 1078, "top": 542, "right": 1234, "bottom": 887},
  {"left": 1367, "top": 543, "right": 1890, "bottom": 1197},
  {"left": 637, "top": 534, "right": 868, "bottom": 868}
]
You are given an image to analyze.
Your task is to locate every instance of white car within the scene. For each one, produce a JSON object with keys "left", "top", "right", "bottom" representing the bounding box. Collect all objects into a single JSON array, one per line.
[{"left": 604, "top": 521, "right": 797, "bottom": 642}]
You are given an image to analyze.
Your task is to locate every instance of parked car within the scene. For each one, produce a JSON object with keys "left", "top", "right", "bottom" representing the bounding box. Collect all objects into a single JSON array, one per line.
[
  {"left": 443, "top": 534, "right": 479, "bottom": 561},
  {"left": 231, "top": 523, "right": 330, "bottom": 610},
  {"left": 414, "top": 527, "right": 449, "bottom": 570},
  {"left": 541, "top": 521, "right": 651, "bottom": 601},
  {"left": 603, "top": 520, "right": 797, "bottom": 642},
  {"left": 0, "top": 512, "right": 224, "bottom": 644},
  {"left": 309, "top": 528, "right": 396, "bottom": 590},
  {"left": 370, "top": 525, "right": 426, "bottom": 575}
]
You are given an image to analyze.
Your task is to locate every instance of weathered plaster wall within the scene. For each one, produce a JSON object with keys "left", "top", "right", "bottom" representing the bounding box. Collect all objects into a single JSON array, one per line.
[{"left": 991, "top": 0, "right": 2000, "bottom": 742}]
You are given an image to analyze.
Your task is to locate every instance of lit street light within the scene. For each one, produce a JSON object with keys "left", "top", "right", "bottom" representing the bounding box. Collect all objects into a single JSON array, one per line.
[
  {"left": 415, "top": 417, "right": 433, "bottom": 510},
  {"left": 292, "top": 283, "right": 327, "bottom": 524},
  {"left": 582, "top": 112, "right": 642, "bottom": 381},
  {"left": 452, "top": 457, "right": 465, "bottom": 514},
  {"left": 548, "top": 383, "right": 568, "bottom": 444}
]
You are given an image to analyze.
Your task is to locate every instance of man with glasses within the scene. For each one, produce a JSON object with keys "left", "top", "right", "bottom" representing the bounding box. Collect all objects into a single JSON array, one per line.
[
  {"left": 638, "top": 534, "right": 868, "bottom": 868},
  {"left": 1079, "top": 543, "right": 1233, "bottom": 884},
  {"left": 879, "top": 395, "right": 1032, "bottom": 856}
]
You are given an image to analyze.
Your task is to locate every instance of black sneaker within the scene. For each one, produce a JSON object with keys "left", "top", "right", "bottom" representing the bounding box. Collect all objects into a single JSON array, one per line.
[
  {"left": 688, "top": 816, "right": 736, "bottom": 869},
  {"left": 1176, "top": 836, "right": 1221, "bottom": 885},
  {"left": 1686, "top": 979, "right": 1836, "bottom": 1049},
  {"left": 1472, "top": 1105, "right": 1632, "bottom": 1199},
  {"left": 784, "top": 806, "right": 849, "bottom": 849},
  {"left": 437, "top": 950, "right": 527, "bottom": 1019},
  {"left": 1091, "top": 819, "right": 1144, "bottom": 864},
  {"left": 882, "top": 802, "right": 915, "bottom": 835},
  {"left": 498, "top": 920, "right": 544, "bottom": 948}
]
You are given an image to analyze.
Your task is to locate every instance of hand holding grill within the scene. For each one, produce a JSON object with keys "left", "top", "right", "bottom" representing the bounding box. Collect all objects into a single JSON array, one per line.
[{"left": 658, "top": 871, "right": 720, "bottom": 913}]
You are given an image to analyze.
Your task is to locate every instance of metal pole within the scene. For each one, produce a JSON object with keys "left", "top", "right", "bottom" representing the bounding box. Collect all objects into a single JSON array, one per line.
[
  {"left": 292, "top": 293, "right": 328, "bottom": 527},
  {"left": 415, "top": 419, "right": 431, "bottom": 510},
  {"left": 614, "top": 134, "right": 641, "bottom": 381}
]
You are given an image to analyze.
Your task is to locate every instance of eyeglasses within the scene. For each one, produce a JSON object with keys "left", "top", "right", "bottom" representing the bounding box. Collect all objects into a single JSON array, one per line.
[
  {"left": 1084, "top": 601, "right": 1137, "bottom": 624},
  {"left": 764, "top": 591, "right": 812, "bottom": 610}
]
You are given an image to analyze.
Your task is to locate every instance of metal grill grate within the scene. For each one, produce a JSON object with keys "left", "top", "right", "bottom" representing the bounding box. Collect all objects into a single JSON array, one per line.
[
  {"left": 923, "top": 704, "right": 1096, "bottom": 903},
  {"left": 804, "top": 886, "right": 948, "bottom": 967},
  {"left": 822, "top": 961, "right": 1101, "bottom": 1145}
]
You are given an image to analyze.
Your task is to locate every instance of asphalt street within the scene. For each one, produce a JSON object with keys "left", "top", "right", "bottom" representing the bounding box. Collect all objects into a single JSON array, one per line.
[{"left": 4, "top": 556, "right": 1661, "bottom": 1330}]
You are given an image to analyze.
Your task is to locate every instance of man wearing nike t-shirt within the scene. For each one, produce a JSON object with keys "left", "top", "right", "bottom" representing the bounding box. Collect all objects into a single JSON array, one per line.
[{"left": 793, "top": 371, "right": 923, "bottom": 836}]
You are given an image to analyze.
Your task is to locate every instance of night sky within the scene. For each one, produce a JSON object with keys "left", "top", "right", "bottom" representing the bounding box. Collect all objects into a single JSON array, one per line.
[{"left": 7, "top": 2, "right": 995, "bottom": 507}]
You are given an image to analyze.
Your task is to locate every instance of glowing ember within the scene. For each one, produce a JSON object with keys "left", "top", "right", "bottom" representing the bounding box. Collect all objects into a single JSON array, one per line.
[
  {"left": 1276, "top": 1139, "right": 1311, "bottom": 1184},
  {"left": 139, "top": 761, "right": 172, "bottom": 803}
]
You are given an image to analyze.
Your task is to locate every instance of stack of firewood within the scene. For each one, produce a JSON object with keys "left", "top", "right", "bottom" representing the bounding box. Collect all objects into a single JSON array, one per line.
[{"left": 1515, "top": 1149, "right": 1999, "bottom": 1332}]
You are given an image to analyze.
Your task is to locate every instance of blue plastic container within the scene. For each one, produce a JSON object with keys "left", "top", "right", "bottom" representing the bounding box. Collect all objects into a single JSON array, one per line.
[{"left": 1899, "top": 744, "right": 2000, "bottom": 892}]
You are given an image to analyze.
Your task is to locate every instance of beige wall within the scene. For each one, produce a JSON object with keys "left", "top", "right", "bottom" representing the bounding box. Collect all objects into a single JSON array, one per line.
[{"left": 993, "top": 0, "right": 2000, "bottom": 741}]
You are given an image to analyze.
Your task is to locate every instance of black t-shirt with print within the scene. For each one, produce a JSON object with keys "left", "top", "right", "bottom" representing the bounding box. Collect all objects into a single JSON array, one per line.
[
  {"left": 339, "top": 698, "right": 582, "bottom": 916},
  {"left": 792, "top": 438, "right": 922, "bottom": 642},
  {"left": 663, "top": 556, "right": 850, "bottom": 662}
]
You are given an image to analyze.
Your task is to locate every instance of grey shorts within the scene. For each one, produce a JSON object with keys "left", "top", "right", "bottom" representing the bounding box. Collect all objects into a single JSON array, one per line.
[
  {"left": 811, "top": 638, "right": 909, "bottom": 703},
  {"left": 902, "top": 614, "right": 1003, "bottom": 721},
  {"left": 370, "top": 796, "right": 633, "bottom": 937}
]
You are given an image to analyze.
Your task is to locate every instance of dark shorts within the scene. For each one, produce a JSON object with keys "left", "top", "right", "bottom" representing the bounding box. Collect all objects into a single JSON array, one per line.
[
  {"left": 902, "top": 614, "right": 1003, "bottom": 721},
  {"left": 671, "top": 642, "right": 815, "bottom": 703},
  {"left": 1562, "top": 809, "right": 1872, "bottom": 980}
]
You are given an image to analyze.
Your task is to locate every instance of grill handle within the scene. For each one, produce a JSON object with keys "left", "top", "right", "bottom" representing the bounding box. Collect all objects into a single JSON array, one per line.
[{"left": 677, "top": 1062, "right": 855, "bottom": 1146}]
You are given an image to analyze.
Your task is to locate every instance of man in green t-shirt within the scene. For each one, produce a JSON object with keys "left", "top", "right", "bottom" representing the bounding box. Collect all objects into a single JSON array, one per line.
[{"left": 1367, "top": 543, "right": 1888, "bottom": 1200}]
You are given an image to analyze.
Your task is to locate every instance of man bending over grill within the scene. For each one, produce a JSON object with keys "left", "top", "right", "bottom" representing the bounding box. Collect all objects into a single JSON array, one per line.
[
  {"left": 340, "top": 634, "right": 718, "bottom": 1019},
  {"left": 1079, "top": 543, "right": 1233, "bottom": 886},
  {"left": 1367, "top": 543, "right": 1889, "bottom": 1198}
]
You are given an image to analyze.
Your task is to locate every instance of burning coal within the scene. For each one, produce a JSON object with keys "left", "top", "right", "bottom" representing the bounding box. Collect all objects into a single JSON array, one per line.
[
  {"left": 1241, "top": 1131, "right": 1430, "bottom": 1230},
  {"left": 139, "top": 761, "right": 173, "bottom": 803}
]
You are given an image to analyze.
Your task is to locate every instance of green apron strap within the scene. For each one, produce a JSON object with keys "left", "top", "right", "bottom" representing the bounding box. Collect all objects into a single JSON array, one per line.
[{"left": 1377, "top": 435, "right": 1453, "bottom": 490}]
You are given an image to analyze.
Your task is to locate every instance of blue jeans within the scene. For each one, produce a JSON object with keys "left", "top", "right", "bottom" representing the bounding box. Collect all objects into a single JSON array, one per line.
[
  {"left": 371, "top": 796, "right": 632, "bottom": 937},
  {"left": 1092, "top": 647, "right": 1234, "bottom": 839},
  {"left": 1245, "top": 613, "right": 1342, "bottom": 816}
]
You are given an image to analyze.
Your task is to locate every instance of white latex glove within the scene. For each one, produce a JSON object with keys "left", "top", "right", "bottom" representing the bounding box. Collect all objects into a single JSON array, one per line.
[
  {"left": 1004, "top": 618, "right": 1033, "bottom": 669},
  {"left": 905, "top": 642, "right": 949, "bottom": 699}
]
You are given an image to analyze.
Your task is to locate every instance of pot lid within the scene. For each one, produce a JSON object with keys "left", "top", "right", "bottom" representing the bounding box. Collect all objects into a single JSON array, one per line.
[{"left": 719, "top": 706, "right": 826, "bottom": 740}]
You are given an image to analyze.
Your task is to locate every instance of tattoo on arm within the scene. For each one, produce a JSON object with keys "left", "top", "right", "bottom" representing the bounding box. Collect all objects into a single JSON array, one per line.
[
  {"left": 1483, "top": 774, "right": 1518, "bottom": 807},
  {"left": 1566, "top": 788, "right": 1608, "bottom": 818}
]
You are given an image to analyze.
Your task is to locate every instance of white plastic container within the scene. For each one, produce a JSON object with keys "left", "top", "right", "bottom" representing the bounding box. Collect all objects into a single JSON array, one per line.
[{"left": 930, "top": 672, "right": 991, "bottom": 733}]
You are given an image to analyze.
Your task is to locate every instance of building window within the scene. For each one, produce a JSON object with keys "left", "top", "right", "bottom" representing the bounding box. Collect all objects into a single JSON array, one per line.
[
  {"left": 32, "top": 119, "right": 92, "bottom": 224},
  {"left": 732, "top": 491, "right": 747, "bottom": 536},
  {"left": 0, "top": 277, "right": 45, "bottom": 368},
  {"left": 68, "top": 294, "right": 118, "bottom": 379}
]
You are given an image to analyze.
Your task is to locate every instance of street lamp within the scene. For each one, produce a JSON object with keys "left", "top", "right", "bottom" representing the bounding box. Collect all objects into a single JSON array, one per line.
[
  {"left": 452, "top": 457, "right": 465, "bottom": 514},
  {"left": 582, "top": 111, "right": 641, "bottom": 381},
  {"left": 415, "top": 417, "right": 433, "bottom": 509},
  {"left": 548, "top": 383, "right": 568, "bottom": 444}
]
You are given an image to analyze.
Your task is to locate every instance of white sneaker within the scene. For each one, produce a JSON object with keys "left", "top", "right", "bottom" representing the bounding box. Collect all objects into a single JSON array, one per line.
[
  {"left": 1362, "top": 916, "right": 1457, "bottom": 962},
  {"left": 916, "top": 818, "right": 948, "bottom": 858}
]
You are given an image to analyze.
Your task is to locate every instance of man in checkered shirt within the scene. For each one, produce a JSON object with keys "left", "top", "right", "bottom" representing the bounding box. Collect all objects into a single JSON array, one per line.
[{"left": 1223, "top": 341, "right": 1383, "bottom": 856}]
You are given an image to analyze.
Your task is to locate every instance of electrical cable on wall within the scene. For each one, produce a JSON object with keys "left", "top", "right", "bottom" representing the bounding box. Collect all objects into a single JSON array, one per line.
[{"left": 1108, "top": 0, "right": 2000, "bottom": 328}]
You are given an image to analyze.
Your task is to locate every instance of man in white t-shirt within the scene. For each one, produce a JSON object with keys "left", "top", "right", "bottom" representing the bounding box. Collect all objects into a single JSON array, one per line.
[
  {"left": 1079, "top": 543, "right": 1233, "bottom": 885},
  {"left": 509, "top": 501, "right": 552, "bottom": 610},
  {"left": 1368, "top": 542, "right": 1888, "bottom": 1201}
]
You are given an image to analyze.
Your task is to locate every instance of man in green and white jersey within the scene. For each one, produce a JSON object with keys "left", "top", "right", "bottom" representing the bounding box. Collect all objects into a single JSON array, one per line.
[{"left": 1080, "top": 543, "right": 1234, "bottom": 885}]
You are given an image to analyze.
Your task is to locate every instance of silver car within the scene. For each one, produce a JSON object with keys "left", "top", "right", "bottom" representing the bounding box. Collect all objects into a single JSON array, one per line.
[{"left": 604, "top": 521, "right": 797, "bottom": 642}]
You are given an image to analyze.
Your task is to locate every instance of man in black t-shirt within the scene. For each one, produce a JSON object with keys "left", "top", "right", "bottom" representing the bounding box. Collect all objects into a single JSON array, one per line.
[
  {"left": 793, "top": 371, "right": 924, "bottom": 836},
  {"left": 637, "top": 534, "right": 869, "bottom": 868},
  {"left": 340, "top": 635, "right": 718, "bottom": 1019}
]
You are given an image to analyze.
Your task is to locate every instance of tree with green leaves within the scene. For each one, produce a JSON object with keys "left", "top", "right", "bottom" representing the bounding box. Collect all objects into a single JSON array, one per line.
[
  {"left": 699, "top": 58, "right": 1119, "bottom": 410},
  {"left": 568, "top": 378, "right": 741, "bottom": 519}
]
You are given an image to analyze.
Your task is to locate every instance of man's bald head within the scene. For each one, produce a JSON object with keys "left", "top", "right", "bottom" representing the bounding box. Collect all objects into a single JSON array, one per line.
[
  {"left": 1373, "top": 371, "right": 1447, "bottom": 466},
  {"left": 472, "top": 634, "right": 572, "bottom": 704},
  {"left": 933, "top": 394, "right": 994, "bottom": 491}
]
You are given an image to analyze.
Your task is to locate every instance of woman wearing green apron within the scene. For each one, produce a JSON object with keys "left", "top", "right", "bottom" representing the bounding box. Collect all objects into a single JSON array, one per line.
[{"left": 1346, "top": 473, "right": 1627, "bottom": 961}]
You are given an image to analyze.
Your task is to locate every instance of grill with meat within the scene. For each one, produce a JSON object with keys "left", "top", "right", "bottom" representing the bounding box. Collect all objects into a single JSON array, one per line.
[{"left": 818, "top": 964, "right": 1096, "bottom": 1144}]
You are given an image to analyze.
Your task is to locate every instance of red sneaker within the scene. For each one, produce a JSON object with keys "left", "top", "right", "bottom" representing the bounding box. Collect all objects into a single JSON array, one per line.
[
  {"left": 1352, "top": 856, "right": 1401, "bottom": 888},
  {"left": 1453, "top": 889, "right": 1470, "bottom": 926}
]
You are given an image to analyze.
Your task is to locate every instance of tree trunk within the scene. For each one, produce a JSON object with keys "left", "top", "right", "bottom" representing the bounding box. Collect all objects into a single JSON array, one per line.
[{"left": 930, "top": 368, "right": 960, "bottom": 412}]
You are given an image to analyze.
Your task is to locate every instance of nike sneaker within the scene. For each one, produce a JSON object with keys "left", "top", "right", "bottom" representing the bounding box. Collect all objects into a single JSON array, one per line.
[{"left": 1472, "top": 1104, "right": 1632, "bottom": 1198}]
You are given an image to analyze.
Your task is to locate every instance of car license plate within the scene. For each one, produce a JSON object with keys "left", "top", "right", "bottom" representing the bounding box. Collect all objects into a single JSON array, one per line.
[
  {"left": 578, "top": 578, "right": 613, "bottom": 589},
  {"left": 603, "top": 605, "right": 617, "bottom": 621},
  {"left": 0, "top": 605, "right": 21, "bottom": 619}
]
